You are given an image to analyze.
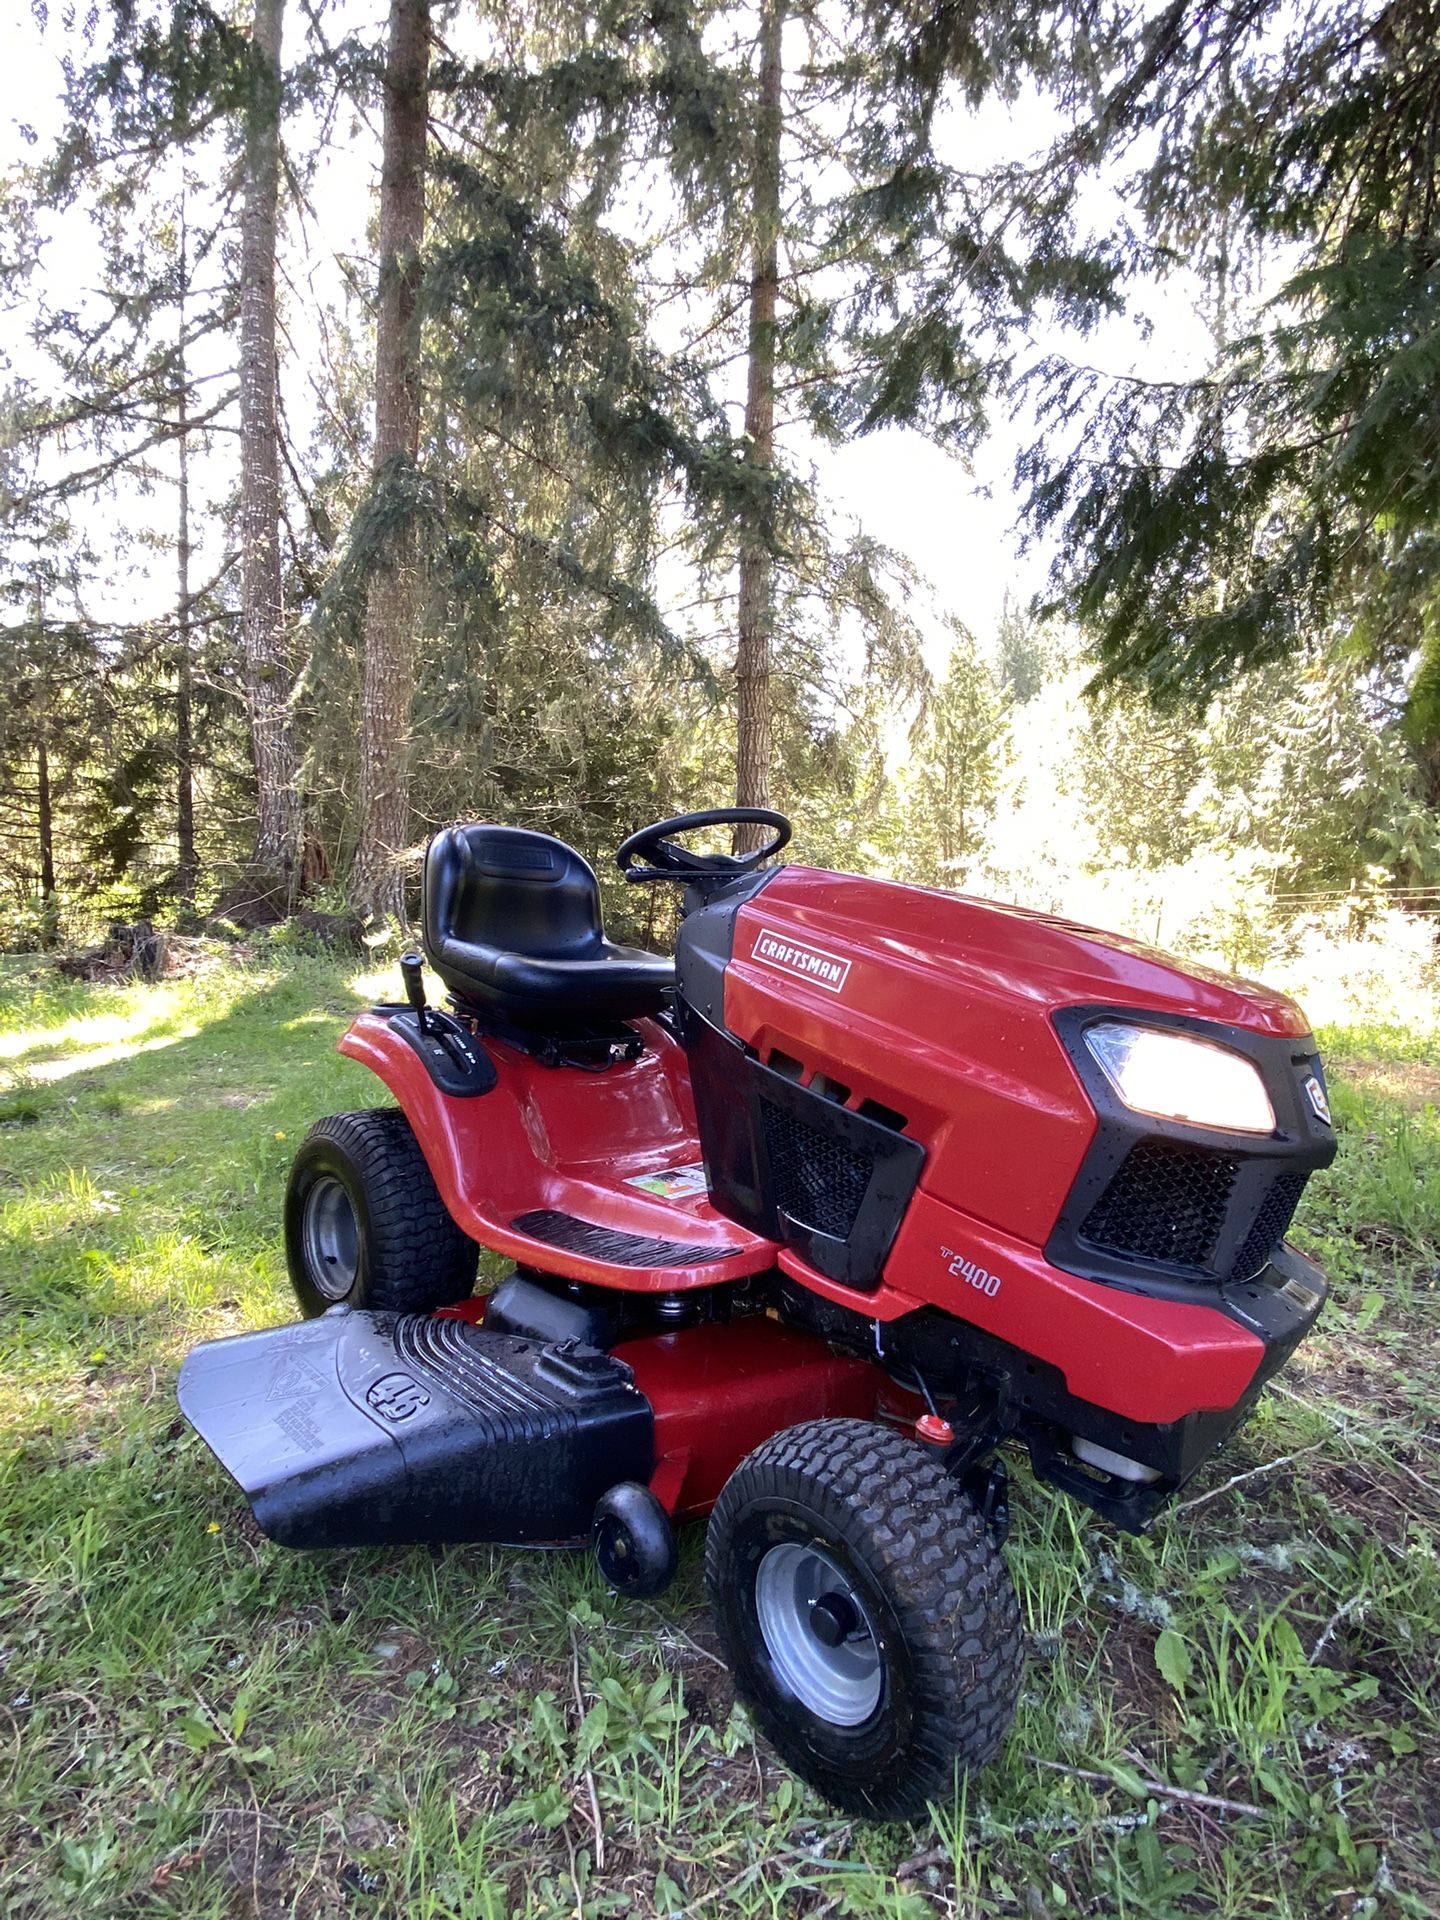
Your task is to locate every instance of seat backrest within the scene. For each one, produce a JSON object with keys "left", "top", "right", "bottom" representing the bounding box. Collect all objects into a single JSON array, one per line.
[{"left": 423, "top": 825, "right": 605, "bottom": 962}]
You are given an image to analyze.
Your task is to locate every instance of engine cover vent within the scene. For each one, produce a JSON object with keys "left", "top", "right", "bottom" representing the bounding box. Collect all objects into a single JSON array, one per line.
[{"left": 759, "top": 1096, "right": 874, "bottom": 1242}]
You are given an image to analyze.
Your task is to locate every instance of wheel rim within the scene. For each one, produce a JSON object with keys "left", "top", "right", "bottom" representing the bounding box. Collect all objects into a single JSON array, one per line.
[
  {"left": 302, "top": 1175, "right": 359, "bottom": 1300},
  {"left": 596, "top": 1517, "right": 635, "bottom": 1586},
  {"left": 754, "top": 1541, "right": 883, "bottom": 1726}
]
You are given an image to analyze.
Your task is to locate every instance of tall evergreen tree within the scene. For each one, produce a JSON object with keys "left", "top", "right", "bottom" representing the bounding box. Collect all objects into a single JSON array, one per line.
[
  {"left": 733, "top": 0, "right": 783, "bottom": 844},
  {"left": 900, "top": 636, "right": 1010, "bottom": 887},
  {"left": 350, "top": 0, "right": 431, "bottom": 921},
  {"left": 238, "top": 0, "right": 304, "bottom": 900}
]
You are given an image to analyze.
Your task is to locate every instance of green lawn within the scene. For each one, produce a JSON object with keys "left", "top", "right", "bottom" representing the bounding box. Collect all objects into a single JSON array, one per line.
[{"left": 1, "top": 949, "right": 1437, "bottom": 1919}]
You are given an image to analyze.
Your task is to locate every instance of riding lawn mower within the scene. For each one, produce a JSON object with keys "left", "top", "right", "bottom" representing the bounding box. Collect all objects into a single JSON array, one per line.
[{"left": 179, "top": 809, "right": 1336, "bottom": 1818}]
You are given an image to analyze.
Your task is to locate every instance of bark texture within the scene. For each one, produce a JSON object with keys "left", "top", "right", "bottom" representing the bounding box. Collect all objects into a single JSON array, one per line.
[
  {"left": 176, "top": 245, "right": 197, "bottom": 912},
  {"left": 733, "top": 0, "right": 783, "bottom": 852},
  {"left": 350, "top": 0, "right": 429, "bottom": 920},
  {"left": 238, "top": 0, "right": 302, "bottom": 894}
]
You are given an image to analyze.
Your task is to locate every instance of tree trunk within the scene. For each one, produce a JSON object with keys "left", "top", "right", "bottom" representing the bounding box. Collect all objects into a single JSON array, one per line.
[
  {"left": 36, "top": 734, "right": 55, "bottom": 920},
  {"left": 176, "top": 212, "right": 197, "bottom": 913},
  {"left": 733, "top": 0, "right": 783, "bottom": 852},
  {"left": 238, "top": 0, "right": 302, "bottom": 898},
  {"left": 349, "top": 0, "right": 430, "bottom": 922}
]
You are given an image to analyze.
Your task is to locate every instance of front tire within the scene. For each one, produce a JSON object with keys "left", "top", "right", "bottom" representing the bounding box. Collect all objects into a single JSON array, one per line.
[
  {"left": 284, "top": 1110, "right": 478, "bottom": 1318},
  {"left": 705, "top": 1418, "right": 1022, "bottom": 1820}
]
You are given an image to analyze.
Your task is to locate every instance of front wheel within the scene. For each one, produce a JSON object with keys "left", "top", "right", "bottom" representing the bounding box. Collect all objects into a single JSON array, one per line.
[
  {"left": 284, "top": 1109, "right": 478, "bottom": 1318},
  {"left": 705, "top": 1418, "right": 1022, "bottom": 1820}
]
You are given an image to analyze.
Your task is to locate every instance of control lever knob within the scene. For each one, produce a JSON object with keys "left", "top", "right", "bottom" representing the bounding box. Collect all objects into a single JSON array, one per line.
[{"left": 399, "top": 951, "right": 430, "bottom": 1032}]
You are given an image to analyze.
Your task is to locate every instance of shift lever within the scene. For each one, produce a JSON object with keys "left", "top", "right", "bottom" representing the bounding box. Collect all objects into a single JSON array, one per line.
[{"left": 399, "top": 952, "right": 431, "bottom": 1033}]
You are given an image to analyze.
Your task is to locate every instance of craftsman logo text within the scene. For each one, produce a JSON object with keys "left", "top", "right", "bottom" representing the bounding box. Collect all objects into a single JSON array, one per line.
[{"left": 752, "top": 927, "right": 852, "bottom": 994}]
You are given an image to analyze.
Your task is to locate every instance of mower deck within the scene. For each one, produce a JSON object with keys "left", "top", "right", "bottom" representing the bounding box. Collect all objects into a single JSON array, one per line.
[{"left": 179, "top": 1305, "right": 878, "bottom": 1547}]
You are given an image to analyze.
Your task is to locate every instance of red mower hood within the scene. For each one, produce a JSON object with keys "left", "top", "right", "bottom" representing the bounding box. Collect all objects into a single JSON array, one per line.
[{"left": 744, "top": 867, "right": 1312, "bottom": 1039}]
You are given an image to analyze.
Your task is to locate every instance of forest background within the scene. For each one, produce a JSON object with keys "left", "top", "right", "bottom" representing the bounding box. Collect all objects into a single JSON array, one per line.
[{"left": 2, "top": 0, "right": 1438, "bottom": 1028}]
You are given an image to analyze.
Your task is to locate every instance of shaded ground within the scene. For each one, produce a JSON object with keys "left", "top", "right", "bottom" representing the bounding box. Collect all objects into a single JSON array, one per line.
[{"left": 1, "top": 950, "right": 1437, "bottom": 1919}]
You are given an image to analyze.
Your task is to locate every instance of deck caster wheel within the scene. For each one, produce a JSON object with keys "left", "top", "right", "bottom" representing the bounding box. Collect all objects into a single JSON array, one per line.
[
  {"left": 593, "top": 1482, "right": 677, "bottom": 1597},
  {"left": 705, "top": 1418, "right": 1023, "bottom": 1820}
]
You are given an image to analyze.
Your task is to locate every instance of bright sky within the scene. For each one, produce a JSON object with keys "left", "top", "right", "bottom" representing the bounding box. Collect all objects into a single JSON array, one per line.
[{"left": 0, "top": 4, "right": 1218, "bottom": 661}]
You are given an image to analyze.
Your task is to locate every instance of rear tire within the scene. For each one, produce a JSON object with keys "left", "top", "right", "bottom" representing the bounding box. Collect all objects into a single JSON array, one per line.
[
  {"left": 705, "top": 1418, "right": 1022, "bottom": 1820},
  {"left": 284, "top": 1110, "right": 478, "bottom": 1318}
]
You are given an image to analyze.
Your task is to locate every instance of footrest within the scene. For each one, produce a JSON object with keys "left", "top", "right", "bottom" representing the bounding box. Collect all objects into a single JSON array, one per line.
[{"left": 512, "top": 1208, "right": 740, "bottom": 1269}]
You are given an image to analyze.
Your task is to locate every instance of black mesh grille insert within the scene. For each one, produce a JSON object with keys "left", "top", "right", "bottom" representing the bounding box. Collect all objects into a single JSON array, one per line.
[
  {"left": 759, "top": 1096, "right": 874, "bottom": 1240},
  {"left": 1080, "top": 1142, "right": 1237, "bottom": 1271},
  {"left": 1228, "top": 1172, "right": 1309, "bottom": 1282}
]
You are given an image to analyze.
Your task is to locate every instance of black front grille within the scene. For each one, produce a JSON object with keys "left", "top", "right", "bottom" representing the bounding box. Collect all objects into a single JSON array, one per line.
[
  {"left": 1228, "top": 1172, "right": 1308, "bottom": 1282},
  {"left": 1080, "top": 1142, "right": 1237, "bottom": 1271},
  {"left": 759, "top": 1096, "right": 874, "bottom": 1240}
]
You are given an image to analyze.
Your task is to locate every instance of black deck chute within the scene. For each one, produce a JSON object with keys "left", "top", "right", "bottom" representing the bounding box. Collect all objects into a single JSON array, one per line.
[{"left": 178, "top": 1308, "right": 653, "bottom": 1548}]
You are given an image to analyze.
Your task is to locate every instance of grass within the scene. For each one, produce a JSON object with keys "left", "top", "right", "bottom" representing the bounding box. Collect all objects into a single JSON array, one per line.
[{"left": 1, "top": 947, "right": 1437, "bottom": 1919}]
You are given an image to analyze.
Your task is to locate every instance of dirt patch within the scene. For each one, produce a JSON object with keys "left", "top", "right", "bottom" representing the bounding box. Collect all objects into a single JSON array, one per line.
[
  {"left": 1093, "top": 1612, "right": 1182, "bottom": 1737},
  {"left": 54, "top": 924, "right": 165, "bottom": 983},
  {"left": 49, "top": 930, "right": 231, "bottom": 986}
]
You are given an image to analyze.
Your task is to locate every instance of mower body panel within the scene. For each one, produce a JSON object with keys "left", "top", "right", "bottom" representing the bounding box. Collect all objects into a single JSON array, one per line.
[
  {"left": 670, "top": 864, "right": 1334, "bottom": 1442},
  {"left": 339, "top": 1009, "right": 777, "bottom": 1290},
  {"left": 722, "top": 866, "right": 1311, "bottom": 1250}
]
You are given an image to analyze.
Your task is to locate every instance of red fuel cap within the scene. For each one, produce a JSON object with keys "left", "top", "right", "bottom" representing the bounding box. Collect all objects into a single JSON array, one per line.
[{"left": 915, "top": 1413, "right": 954, "bottom": 1446}]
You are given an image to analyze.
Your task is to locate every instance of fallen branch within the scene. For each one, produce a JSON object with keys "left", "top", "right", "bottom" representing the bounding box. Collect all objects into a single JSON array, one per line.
[
  {"left": 631, "top": 1602, "right": 731, "bottom": 1669},
  {"left": 896, "top": 1842, "right": 952, "bottom": 1880},
  {"left": 1025, "top": 1754, "right": 1266, "bottom": 1818},
  {"left": 568, "top": 1628, "right": 605, "bottom": 1872},
  {"left": 1171, "top": 1444, "right": 1324, "bottom": 1515}
]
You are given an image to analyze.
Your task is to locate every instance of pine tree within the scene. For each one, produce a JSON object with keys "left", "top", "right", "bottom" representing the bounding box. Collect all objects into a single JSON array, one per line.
[
  {"left": 732, "top": 0, "right": 783, "bottom": 844},
  {"left": 8, "top": 0, "right": 312, "bottom": 921},
  {"left": 350, "top": 0, "right": 431, "bottom": 922},
  {"left": 238, "top": 0, "right": 304, "bottom": 902},
  {"left": 1016, "top": 0, "right": 1440, "bottom": 800},
  {"left": 900, "top": 636, "right": 1011, "bottom": 888}
]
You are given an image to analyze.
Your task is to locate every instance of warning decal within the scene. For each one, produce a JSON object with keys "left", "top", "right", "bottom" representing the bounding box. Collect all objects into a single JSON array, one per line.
[{"left": 624, "top": 1162, "right": 710, "bottom": 1201}]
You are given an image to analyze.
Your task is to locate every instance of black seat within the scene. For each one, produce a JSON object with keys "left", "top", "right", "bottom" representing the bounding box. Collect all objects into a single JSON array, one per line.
[{"left": 421, "top": 825, "right": 674, "bottom": 1027}]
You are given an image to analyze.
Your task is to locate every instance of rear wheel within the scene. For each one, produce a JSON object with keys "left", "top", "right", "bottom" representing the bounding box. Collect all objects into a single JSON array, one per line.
[
  {"left": 705, "top": 1418, "right": 1022, "bottom": 1820},
  {"left": 284, "top": 1110, "right": 478, "bottom": 1318}
]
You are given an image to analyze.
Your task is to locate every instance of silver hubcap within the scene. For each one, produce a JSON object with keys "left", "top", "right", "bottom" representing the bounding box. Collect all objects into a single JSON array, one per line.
[
  {"left": 754, "top": 1541, "right": 883, "bottom": 1726},
  {"left": 302, "top": 1176, "right": 359, "bottom": 1300}
]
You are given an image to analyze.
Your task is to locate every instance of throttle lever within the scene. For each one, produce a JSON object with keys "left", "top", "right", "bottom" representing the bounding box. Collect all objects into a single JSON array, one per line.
[{"left": 399, "top": 952, "right": 431, "bottom": 1034}]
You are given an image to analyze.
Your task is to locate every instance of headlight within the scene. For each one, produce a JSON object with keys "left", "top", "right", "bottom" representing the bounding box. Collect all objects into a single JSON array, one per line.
[{"left": 1082, "top": 1021, "right": 1276, "bottom": 1134}]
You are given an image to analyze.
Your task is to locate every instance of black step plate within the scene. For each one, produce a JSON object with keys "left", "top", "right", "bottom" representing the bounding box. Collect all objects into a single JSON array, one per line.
[{"left": 512, "top": 1207, "right": 739, "bottom": 1268}]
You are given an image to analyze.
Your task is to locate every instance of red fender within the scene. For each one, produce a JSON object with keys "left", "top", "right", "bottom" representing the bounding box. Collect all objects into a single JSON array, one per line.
[{"left": 337, "top": 1011, "right": 776, "bottom": 1291}]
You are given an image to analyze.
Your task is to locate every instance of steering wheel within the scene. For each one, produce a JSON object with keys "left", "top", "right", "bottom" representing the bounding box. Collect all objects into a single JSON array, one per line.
[{"left": 616, "top": 808, "right": 792, "bottom": 884}]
